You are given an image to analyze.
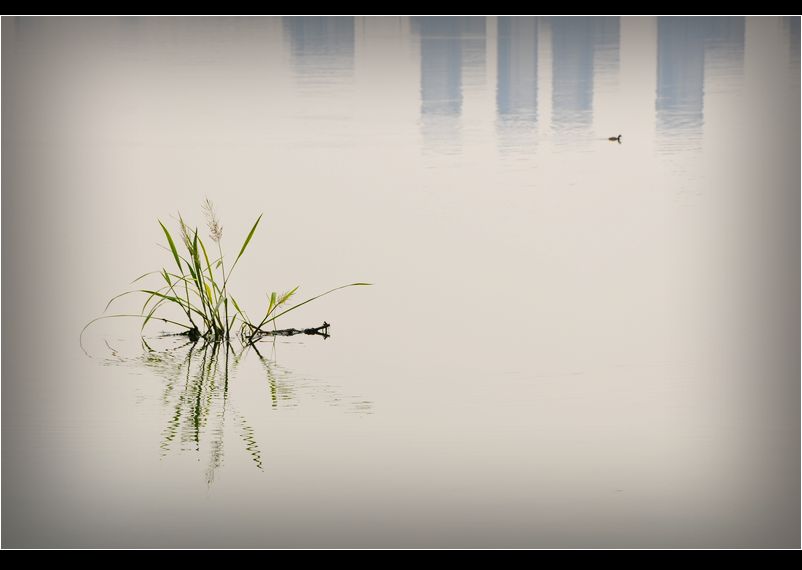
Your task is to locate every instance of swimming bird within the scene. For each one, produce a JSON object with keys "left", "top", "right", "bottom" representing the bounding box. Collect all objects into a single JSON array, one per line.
[{"left": 608, "top": 134, "right": 622, "bottom": 142}]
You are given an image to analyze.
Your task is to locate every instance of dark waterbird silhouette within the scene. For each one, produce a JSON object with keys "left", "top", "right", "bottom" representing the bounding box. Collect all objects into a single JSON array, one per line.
[{"left": 608, "top": 134, "right": 622, "bottom": 143}]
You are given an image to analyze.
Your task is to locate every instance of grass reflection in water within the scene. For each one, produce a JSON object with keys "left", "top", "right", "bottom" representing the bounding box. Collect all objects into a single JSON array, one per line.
[{"left": 103, "top": 337, "right": 371, "bottom": 485}]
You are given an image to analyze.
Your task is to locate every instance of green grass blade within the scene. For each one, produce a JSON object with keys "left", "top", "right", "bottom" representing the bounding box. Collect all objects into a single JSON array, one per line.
[
  {"left": 141, "top": 299, "right": 167, "bottom": 332},
  {"left": 251, "top": 291, "right": 279, "bottom": 331},
  {"left": 141, "top": 286, "right": 168, "bottom": 314},
  {"left": 159, "top": 270, "right": 205, "bottom": 319},
  {"left": 131, "top": 270, "right": 159, "bottom": 284},
  {"left": 277, "top": 286, "right": 299, "bottom": 308},
  {"left": 156, "top": 244, "right": 217, "bottom": 272},
  {"left": 190, "top": 232, "right": 206, "bottom": 303},
  {"left": 262, "top": 283, "right": 372, "bottom": 327},
  {"left": 197, "top": 238, "right": 218, "bottom": 305},
  {"left": 80, "top": 313, "right": 193, "bottom": 355},
  {"left": 234, "top": 214, "right": 262, "bottom": 266},
  {"left": 185, "top": 259, "right": 197, "bottom": 281},
  {"left": 159, "top": 221, "right": 183, "bottom": 273},
  {"left": 162, "top": 272, "right": 202, "bottom": 291},
  {"left": 104, "top": 290, "right": 142, "bottom": 313},
  {"left": 230, "top": 295, "right": 250, "bottom": 324},
  {"left": 140, "top": 289, "right": 207, "bottom": 320},
  {"left": 256, "top": 286, "right": 299, "bottom": 329},
  {"left": 140, "top": 289, "right": 184, "bottom": 307}
]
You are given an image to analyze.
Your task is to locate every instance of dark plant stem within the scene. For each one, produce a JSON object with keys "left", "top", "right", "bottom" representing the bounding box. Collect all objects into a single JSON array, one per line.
[
  {"left": 248, "top": 322, "right": 330, "bottom": 343},
  {"left": 217, "top": 242, "right": 230, "bottom": 340}
]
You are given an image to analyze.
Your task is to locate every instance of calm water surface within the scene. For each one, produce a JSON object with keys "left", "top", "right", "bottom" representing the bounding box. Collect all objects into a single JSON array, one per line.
[{"left": 2, "top": 17, "right": 799, "bottom": 547}]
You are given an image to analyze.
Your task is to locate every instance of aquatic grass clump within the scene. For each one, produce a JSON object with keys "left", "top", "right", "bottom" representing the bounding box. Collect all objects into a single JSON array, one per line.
[{"left": 82, "top": 199, "right": 369, "bottom": 347}]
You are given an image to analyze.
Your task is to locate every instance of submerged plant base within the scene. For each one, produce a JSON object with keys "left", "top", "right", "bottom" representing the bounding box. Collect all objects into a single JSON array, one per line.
[
  {"left": 178, "top": 322, "right": 331, "bottom": 342},
  {"left": 251, "top": 321, "right": 330, "bottom": 340}
]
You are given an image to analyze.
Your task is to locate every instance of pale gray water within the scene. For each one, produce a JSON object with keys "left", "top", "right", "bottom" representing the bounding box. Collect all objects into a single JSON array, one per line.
[{"left": 2, "top": 16, "right": 799, "bottom": 548}]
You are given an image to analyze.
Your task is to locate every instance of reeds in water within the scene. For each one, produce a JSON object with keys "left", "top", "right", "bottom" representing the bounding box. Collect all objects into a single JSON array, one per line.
[{"left": 82, "top": 200, "right": 369, "bottom": 346}]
